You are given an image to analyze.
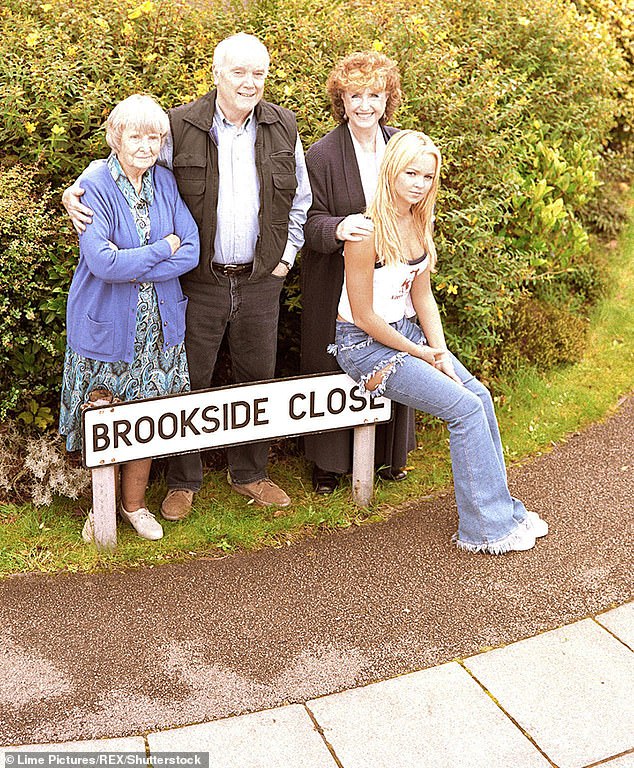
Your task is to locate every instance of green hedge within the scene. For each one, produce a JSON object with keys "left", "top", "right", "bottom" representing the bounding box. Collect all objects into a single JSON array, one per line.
[
  {"left": 572, "top": 0, "right": 634, "bottom": 155},
  {"left": 0, "top": 163, "right": 74, "bottom": 426},
  {"left": 0, "top": 0, "right": 630, "bottom": 423}
]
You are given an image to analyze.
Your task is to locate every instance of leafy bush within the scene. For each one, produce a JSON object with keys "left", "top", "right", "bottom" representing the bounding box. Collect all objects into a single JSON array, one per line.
[
  {"left": 0, "top": 162, "right": 75, "bottom": 422},
  {"left": 496, "top": 298, "right": 589, "bottom": 373},
  {"left": 0, "top": 0, "right": 239, "bottom": 185},
  {"left": 0, "top": 0, "right": 630, "bottom": 426},
  {"left": 347, "top": 0, "right": 622, "bottom": 365},
  {"left": 572, "top": 0, "right": 634, "bottom": 155}
]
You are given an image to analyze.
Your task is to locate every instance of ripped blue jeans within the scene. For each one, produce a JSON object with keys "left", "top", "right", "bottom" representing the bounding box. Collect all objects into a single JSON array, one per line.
[{"left": 332, "top": 318, "right": 529, "bottom": 552}]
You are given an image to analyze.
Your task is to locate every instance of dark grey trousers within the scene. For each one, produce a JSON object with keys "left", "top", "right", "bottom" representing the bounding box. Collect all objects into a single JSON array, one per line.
[{"left": 166, "top": 271, "right": 284, "bottom": 489}]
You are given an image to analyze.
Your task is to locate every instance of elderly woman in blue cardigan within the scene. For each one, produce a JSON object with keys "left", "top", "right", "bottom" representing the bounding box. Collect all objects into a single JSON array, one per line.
[{"left": 59, "top": 94, "right": 199, "bottom": 543}]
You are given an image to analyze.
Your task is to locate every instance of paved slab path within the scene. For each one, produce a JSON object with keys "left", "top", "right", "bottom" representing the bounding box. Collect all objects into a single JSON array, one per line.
[{"left": 1, "top": 397, "right": 632, "bottom": 758}]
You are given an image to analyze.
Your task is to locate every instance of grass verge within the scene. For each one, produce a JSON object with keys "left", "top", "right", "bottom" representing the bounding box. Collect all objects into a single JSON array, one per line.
[{"left": 1, "top": 205, "right": 632, "bottom": 577}]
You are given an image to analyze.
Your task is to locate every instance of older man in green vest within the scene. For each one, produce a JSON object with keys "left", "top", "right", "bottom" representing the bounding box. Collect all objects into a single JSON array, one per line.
[{"left": 63, "top": 33, "right": 312, "bottom": 520}]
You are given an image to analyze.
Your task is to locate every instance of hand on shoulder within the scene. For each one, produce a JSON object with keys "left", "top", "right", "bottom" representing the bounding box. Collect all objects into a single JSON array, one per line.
[
  {"left": 62, "top": 181, "right": 92, "bottom": 234},
  {"left": 336, "top": 214, "right": 374, "bottom": 242}
]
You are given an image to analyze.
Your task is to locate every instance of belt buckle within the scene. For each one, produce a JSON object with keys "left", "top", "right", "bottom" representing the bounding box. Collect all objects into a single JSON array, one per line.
[{"left": 224, "top": 264, "right": 242, "bottom": 274}]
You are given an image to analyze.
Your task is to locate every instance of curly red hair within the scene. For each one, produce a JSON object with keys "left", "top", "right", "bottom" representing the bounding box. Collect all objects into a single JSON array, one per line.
[{"left": 326, "top": 51, "right": 402, "bottom": 125}]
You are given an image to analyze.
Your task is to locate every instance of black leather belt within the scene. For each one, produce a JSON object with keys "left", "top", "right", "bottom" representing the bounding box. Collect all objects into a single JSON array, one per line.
[{"left": 213, "top": 263, "right": 253, "bottom": 276}]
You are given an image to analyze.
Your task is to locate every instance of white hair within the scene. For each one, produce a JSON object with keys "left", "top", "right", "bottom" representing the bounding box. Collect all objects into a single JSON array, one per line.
[
  {"left": 212, "top": 33, "right": 270, "bottom": 73},
  {"left": 105, "top": 94, "right": 170, "bottom": 152}
]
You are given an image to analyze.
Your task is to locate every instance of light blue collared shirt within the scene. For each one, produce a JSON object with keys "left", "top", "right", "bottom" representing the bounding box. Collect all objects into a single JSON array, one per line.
[
  {"left": 212, "top": 104, "right": 260, "bottom": 265},
  {"left": 161, "top": 103, "right": 311, "bottom": 268}
]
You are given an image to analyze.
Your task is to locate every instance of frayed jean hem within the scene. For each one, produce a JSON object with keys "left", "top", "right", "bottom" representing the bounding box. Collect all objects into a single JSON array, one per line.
[{"left": 452, "top": 516, "right": 530, "bottom": 554}]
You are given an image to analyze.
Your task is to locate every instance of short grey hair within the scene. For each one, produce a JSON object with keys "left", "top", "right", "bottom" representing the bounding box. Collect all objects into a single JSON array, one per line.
[
  {"left": 212, "top": 33, "right": 270, "bottom": 73},
  {"left": 105, "top": 94, "right": 170, "bottom": 153}
]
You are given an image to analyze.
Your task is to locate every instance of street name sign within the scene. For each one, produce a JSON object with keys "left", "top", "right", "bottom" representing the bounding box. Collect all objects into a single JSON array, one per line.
[{"left": 82, "top": 372, "right": 391, "bottom": 469}]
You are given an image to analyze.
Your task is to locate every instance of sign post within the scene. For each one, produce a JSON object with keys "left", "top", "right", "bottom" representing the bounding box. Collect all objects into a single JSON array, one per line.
[
  {"left": 352, "top": 424, "right": 376, "bottom": 507},
  {"left": 91, "top": 465, "right": 117, "bottom": 550},
  {"left": 83, "top": 372, "right": 391, "bottom": 550}
]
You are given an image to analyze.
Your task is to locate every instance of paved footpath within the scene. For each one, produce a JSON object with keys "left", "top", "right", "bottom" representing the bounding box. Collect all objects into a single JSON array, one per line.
[{"left": 1, "top": 397, "right": 633, "bottom": 767}]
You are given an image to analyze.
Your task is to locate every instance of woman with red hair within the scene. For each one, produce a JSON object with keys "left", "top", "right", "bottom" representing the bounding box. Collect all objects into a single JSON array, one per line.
[{"left": 301, "top": 51, "right": 415, "bottom": 494}]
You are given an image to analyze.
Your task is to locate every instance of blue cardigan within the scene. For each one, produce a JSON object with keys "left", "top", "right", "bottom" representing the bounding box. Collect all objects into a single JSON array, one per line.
[{"left": 66, "top": 160, "right": 199, "bottom": 363}]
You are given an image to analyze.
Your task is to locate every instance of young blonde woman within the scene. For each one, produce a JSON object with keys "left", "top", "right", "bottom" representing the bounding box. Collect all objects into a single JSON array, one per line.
[{"left": 331, "top": 130, "right": 548, "bottom": 553}]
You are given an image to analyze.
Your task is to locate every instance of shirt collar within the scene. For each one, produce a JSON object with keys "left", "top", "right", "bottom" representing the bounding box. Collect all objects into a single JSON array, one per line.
[
  {"left": 214, "top": 102, "right": 255, "bottom": 131},
  {"left": 107, "top": 153, "right": 154, "bottom": 205}
]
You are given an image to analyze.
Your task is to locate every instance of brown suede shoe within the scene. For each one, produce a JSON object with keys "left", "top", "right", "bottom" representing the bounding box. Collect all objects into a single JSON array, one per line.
[
  {"left": 160, "top": 489, "right": 194, "bottom": 521},
  {"left": 229, "top": 478, "right": 291, "bottom": 507}
]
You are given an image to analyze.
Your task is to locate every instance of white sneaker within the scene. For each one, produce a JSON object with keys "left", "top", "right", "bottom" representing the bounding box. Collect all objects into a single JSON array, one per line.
[
  {"left": 119, "top": 505, "right": 163, "bottom": 540},
  {"left": 81, "top": 511, "right": 95, "bottom": 544},
  {"left": 526, "top": 510, "right": 549, "bottom": 538},
  {"left": 501, "top": 518, "right": 537, "bottom": 552}
]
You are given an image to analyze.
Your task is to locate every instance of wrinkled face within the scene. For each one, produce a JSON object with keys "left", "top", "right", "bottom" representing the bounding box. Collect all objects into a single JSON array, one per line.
[
  {"left": 117, "top": 126, "right": 161, "bottom": 177},
  {"left": 394, "top": 153, "right": 437, "bottom": 210},
  {"left": 214, "top": 46, "right": 268, "bottom": 123},
  {"left": 342, "top": 88, "right": 388, "bottom": 133}
]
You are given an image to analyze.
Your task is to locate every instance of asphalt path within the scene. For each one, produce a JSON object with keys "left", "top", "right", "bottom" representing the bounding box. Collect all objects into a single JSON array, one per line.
[{"left": 1, "top": 396, "right": 632, "bottom": 746}]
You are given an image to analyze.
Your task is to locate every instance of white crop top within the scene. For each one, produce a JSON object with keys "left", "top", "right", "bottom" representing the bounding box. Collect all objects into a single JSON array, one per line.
[{"left": 338, "top": 254, "right": 429, "bottom": 325}]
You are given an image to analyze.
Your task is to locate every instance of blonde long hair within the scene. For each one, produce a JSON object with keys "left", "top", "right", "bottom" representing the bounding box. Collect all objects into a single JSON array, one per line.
[{"left": 366, "top": 130, "right": 441, "bottom": 269}]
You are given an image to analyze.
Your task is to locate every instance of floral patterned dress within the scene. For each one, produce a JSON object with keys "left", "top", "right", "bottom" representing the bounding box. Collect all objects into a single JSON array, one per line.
[{"left": 59, "top": 154, "right": 190, "bottom": 452}]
